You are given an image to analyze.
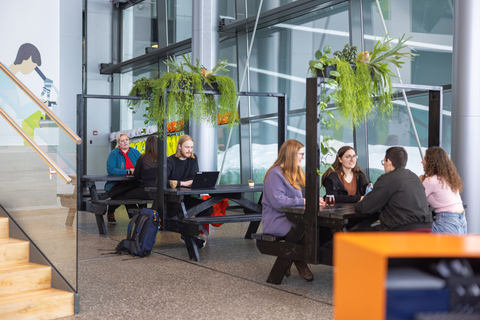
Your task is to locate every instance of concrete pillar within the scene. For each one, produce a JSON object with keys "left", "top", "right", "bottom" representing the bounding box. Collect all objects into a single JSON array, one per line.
[
  {"left": 190, "top": 0, "right": 218, "bottom": 171},
  {"left": 452, "top": 0, "right": 480, "bottom": 233}
]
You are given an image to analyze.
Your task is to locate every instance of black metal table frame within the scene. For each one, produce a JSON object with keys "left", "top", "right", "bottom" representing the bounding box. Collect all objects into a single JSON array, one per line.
[
  {"left": 79, "top": 175, "right": 140, "bottom": 235},
  {"left": 154, "top": 184, "right": 264, "bottom": 261},
  {"left": 260, "top": 204, "right": 376, "bottom": 284}
]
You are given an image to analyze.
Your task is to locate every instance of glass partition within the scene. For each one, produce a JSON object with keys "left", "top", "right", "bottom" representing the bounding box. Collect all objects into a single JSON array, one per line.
[
  {"left": 0, "top": 65, "right": 78, "bottom": 292},
  {"left": 367, "top": 86, "right": 445, "bottom": 183},
  {"left": 122, "top": 1, "right": 158, "bottom": 61}
]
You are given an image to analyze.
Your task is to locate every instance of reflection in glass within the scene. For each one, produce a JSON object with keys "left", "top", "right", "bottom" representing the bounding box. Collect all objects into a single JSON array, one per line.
[
  {"left": 122, "top": 2, "right": 158, "bottom": 61},
  {"left": 0, "top": 66, "right": 78, "bottom": 291}
]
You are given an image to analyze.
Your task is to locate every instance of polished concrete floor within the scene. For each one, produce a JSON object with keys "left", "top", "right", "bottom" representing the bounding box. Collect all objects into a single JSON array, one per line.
[{"left": 61, "top": 207, "right": 334, "bottom": 319}]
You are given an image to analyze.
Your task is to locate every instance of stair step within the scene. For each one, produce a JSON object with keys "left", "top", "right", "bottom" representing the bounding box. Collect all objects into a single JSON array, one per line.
[
  {"left": 0, "top": 217, "right": 7, "bottom": 238},
  {"left": 0, "top": 238, "right": 29, "bottom": 267},
  {"left": 0, "top": 263, "right": 51, "bottom": 295},
  {"left": 0, "top": 288, "right": 74, "bottom": 320}
]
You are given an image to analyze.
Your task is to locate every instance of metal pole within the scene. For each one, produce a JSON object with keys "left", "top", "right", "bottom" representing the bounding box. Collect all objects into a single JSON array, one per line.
[{"left": 452, "top": 0, "right": 480, "bottom": 233}]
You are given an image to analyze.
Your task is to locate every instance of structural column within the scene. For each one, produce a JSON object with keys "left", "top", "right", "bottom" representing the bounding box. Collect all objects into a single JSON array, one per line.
[
  {"left": 452, "top": 0, "right": 480, "bottom": 233},
  {"left": 190, "top": 0, "right": 219, "bottom": 171}
]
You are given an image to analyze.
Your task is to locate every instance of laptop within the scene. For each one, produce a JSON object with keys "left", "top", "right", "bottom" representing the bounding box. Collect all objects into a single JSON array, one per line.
[{"left": 186, "top": 171, "right": 219, "bottom": 189}]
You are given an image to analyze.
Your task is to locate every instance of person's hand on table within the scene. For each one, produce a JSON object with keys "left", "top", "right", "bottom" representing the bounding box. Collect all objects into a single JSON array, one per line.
[
  {"left": 180, "top": 180, "right": 193, "bottom": 187},
  {"left": 358, "top": 195, "right": 364, "bottom": 202},
  {"left": 319, "top": 197, "right": 325, "bottom": 206},
  {"left": 303, "top": 197, "right": 326, "bottom": 206}
]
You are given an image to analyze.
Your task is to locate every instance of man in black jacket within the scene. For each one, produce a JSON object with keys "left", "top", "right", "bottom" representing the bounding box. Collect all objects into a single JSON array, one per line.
[{"left": 354, "top": 147, "right": 432, "bottom": 231}]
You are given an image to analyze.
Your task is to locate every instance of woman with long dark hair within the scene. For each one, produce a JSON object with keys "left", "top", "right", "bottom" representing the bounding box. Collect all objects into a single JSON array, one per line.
[
  {"left": 321, "top": 146, "right": 368, "bottom": 203},
  {"left": 421, "top": 147, "right": 466, "bottom": 235}
]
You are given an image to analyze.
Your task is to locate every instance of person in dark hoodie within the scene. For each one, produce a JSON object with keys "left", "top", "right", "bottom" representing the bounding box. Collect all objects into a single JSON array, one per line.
[{"left": 354, "top": 146, "right": 432, "bottom": 232}]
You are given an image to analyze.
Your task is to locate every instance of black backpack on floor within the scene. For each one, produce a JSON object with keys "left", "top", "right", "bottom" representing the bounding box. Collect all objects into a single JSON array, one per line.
[{"left": 115, "top": 208, "right": 161, "bottom": 257}]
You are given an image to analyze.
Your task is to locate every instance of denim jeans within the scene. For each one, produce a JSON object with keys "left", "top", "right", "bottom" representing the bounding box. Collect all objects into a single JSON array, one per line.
[{"left": 432, "top": 211, "right": 468, "bottom": 235}]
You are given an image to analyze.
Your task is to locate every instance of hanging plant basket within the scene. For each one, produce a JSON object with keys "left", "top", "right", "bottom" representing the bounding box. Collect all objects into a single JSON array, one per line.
[
  {"left": 309, "top": 34, "right": 417, "bottom": 127},
  {"left": 128, "top": 54, "right": 237, "bottom": 138}
]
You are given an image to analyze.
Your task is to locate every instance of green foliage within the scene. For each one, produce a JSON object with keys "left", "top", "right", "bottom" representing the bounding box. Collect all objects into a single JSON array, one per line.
[
  {"left": 335, "top": 60, "right": 374, "bottom": 127},
  {"left": 308, "top": 35, "right": 416, "bottom": 127},
  {"left": 368, "top": 34, "right": 416, "bottom": 115},
  {"left": 128, "top": 54, "right": 237, "bottom": 138},
  {"left": 309, "top": 46, "right": 338, "bottom": 177},
  {"left": 334, "top": 44, "right": 358, "bottom": 64}
]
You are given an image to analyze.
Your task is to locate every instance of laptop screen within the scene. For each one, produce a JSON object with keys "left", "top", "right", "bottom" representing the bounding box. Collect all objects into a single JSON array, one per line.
[{"left": 187, "top": 171, "right": 219, "bottom": 188}]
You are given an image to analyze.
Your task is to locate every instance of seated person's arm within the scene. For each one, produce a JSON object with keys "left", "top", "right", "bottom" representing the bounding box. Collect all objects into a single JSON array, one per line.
[
  {"left": 323, "top": 178, "right": 362, "bottom": 203},
  {"left": 167, "top": 156, "right": 197, "bottom": 187},
  {"left": 106, "top": 151, "right": 127, "bottom": 175},
  {"left": 354, "top": 177, "right": 390, "bottom": 214},
  {"left": 179, "top": 156, "right": 198, "bottom": 187},
  {"left": 133, "top": 159, "right": 143, "bottom": 179},
  {"left": 264, "top": 173, "right": 304, "bottom": 212}
]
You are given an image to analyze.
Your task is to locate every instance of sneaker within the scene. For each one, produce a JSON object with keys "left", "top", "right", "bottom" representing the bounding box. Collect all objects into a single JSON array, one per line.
[
  {"left": 195, "top": 236, "right": 206, "bottom": 249},
  {"left": 107, "top": 213, "right": 116, "bottom": 225},
  {"left": 180, "top": 235, "right": 206, "bottom": 249},
  {"left": 97, "top": 192, "right": 110, "bottom": 200}
]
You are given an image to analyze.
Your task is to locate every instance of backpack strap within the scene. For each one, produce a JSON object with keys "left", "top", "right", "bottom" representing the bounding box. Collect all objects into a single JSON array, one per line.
[
  {"left": 132, "top": 214, "right": 150, "bottom": 257},
  {"left": 126, "top": 213, "right": 140, "bottom": 241}
]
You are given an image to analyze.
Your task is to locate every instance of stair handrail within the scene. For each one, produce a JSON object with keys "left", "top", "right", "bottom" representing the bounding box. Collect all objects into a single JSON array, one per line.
[
  {"left": 0, "top": 62, "right": 82, "bottom": 145},
  {"left": 0, "top": 107, "right": 72, "bottom": 184}
]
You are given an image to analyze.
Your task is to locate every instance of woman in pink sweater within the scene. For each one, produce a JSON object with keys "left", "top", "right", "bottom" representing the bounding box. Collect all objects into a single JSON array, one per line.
[{"left": 421, "top": 147, "right": 467, "bottom": 235}]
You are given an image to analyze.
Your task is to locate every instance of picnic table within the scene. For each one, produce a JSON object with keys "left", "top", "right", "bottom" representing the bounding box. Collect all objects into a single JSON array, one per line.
[
  {"left": 80, "top": 175, "right": 153, "bottom": 235},
  {"left": 148, "top": 184, "right": 263, "bottom": 261},
  {"left": 254, "top": 203, "right": 377, "bottom": 284}
]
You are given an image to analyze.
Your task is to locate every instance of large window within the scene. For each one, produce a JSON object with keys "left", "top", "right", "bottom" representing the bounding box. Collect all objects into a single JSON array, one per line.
[
  {"left": 362, "top": 0, "right": 453, "bottom": 180},
  {"left": 122, "top": 2, "right": 158, "bottom": 61}
]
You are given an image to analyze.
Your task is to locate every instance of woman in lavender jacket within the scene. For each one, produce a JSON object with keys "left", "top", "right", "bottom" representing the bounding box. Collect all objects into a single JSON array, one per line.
[{"left": 262, "top": 139, "right": 324, "bottom": 281}]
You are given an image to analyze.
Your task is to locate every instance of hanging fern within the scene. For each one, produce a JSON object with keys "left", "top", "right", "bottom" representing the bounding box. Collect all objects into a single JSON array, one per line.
[
  {"left": 308, "top": 35, "right": 416, "bottom": 128},
  {"left": 354, "top": 61, "right": 374, "bottom": 122},
  {"left": 128, "top": 55, "right": 238, "bottom": 138}
]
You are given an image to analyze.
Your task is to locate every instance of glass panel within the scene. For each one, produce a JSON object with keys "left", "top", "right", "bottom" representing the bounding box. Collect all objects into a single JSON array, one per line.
[
  {"left": 122, "top": 1, "right": 158, "bottom": 61},
  {"left": 246, "top": 2, "right": 349, "bottom": 114},
  {"left": 217, "top": 125, "right": 240, "bottom": 185},
  {"left": 0, "top": 66, "right": 77, "bottom": 291},
  {"left": 362, "top": 0, "right": 453, "bottom": 86},
  {"left": 367, "top": 91, "right": 430, "bottom": 183},
  {"left": 168, "top": 0, "right": 192, "bottom": 45},
  {"left": 240, "top": 2, "right": 351, "bottom": 184},
  {"left": 219, "top": 1, "right": 236, "bottom": 18},
  {"left": 362, "top": 0, "right": 453, "bottom": 181},
  {"left": 246, "top": 0, "right": 301, "bottom": 17}
]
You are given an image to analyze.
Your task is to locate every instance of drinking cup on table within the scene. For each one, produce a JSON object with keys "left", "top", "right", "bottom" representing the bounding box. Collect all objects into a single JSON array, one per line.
[
  {"left": 169, "top": 180, "right": 178, "bottom": 188},
  {"left": 326, "top": 195, "right": 335, "bottom": 207},
  {"left": 248, "top": 180, "right": 254, "bottom": 187}
]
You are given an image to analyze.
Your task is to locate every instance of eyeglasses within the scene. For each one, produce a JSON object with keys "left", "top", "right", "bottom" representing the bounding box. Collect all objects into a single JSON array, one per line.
[
  {"left": 381, "top": 159, "right": 385, "bottom": 165},
  {"left": 297, "top": 152, "right": 305, "bottom": 157},
  {"left": 344, "top": 155, "right": 358, "bottom": 160}
]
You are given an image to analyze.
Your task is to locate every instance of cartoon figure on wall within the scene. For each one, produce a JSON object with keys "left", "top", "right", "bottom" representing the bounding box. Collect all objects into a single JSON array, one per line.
[{"left": 7, "top": 43, "right": 58, "bottom": 143}]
